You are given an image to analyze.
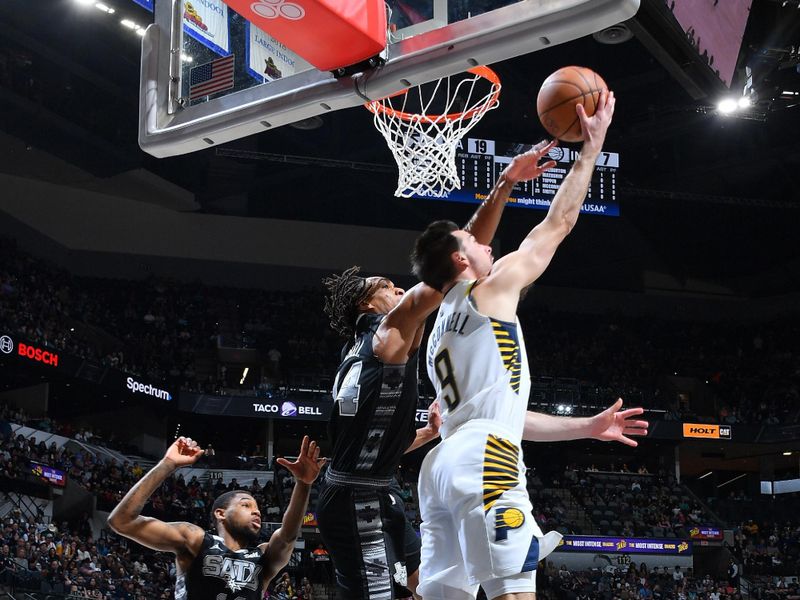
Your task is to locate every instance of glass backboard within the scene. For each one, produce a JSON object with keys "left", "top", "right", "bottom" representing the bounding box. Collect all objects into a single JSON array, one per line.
[{"left": 140, "top": 0, "right": 639, "bottom": 157}]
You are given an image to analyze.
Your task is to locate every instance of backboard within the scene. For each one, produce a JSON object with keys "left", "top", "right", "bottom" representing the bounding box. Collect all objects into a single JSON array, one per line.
[{"left": 139, "top": 0, "right": 640, "bottom": 157}]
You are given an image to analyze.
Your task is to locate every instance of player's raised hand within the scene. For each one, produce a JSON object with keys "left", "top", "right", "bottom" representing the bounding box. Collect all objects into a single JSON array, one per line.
[
  {"left": 163, "top": 436, "right": 205, "bottom": 467},
  {"left": 502, "top": 139, "right": 558, "bottom": 185},
  {"left": 276, "top": 436, "right": 326, "bottom": 485},
  {"left": 588, "top": 399, "right": 648, "bottom": 447},
  {"left": 577, "top": 89, "right": 615, "bottom": 156}
]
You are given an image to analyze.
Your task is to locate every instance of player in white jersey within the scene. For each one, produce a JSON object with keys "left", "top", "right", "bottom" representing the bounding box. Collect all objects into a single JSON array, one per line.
[{"left": 409, "top": 90, "right": 649, "bottom": 600}]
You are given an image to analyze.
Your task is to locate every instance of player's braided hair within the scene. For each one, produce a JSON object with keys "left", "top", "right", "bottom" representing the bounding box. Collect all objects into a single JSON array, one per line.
[{"left": 322, "top": 266, "right": 372, "bottom": 338}]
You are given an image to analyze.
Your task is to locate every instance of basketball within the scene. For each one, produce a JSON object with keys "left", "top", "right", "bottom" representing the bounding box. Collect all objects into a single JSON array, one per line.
[{"left": 536, "top": 66, "right": 607, "bottom": 142}]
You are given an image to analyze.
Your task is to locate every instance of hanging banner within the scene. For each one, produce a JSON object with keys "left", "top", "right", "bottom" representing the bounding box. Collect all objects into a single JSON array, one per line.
[
  {"left": 132, "top": 0, "right": 154, "bottom": 11},
  {"left": 246, "top": 22, "right": 312, "bottom": 83},
  {"left": 183, "top": 0, "right": 230, "bottom": 56}
]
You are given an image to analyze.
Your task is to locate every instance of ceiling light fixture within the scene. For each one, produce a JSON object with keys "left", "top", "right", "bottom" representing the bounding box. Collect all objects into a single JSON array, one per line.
[{"left": 717, "top": 98, "right": 738, "bottom": 114}]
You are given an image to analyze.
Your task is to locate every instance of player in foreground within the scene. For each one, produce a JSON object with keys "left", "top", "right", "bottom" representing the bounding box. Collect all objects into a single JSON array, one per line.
[
  {"left": 409, "top": 90, "right": 649, "bottom": 600},
  {"left": 318, "top": 139, "right": 560, "bottom": 600},
  {"left": 108, "top": 435, "right": 324, "bottom": 600}
]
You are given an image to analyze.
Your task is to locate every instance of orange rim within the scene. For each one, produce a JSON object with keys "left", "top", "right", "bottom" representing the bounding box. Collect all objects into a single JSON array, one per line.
[{"left": 365, "top": 66, "right": 501, "bottom": 124}]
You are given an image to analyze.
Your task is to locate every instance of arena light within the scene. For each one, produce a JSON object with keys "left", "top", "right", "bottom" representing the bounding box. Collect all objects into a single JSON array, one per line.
[
  {"left": 95, "top": 2, "right": 115, "bottom": 13},
  {"left": 181, "top": 53, "right": 193, "bottom": 63},
  {"left": 783, "top": 451, "right": 793, "bottom": 456},
  {"left": 717, "top": 98, "right": 738, "bottom": 114},
  {"left": 738, "top": 97, "right": 751, "bottom": 109},
  {"left": 239, "top": 367, "right": 249, "bottom": 385},
  {"left": 135, "top": 28, "right": 146, "bottom": 36},
  {"left": 121, "top": 18, "right": 137, "bottom": 28},
  {"left": 697, "top": 471, "right": 713, "bottom": 480},
  {"left": 74, "top": 0, "right": 95, "bottom": 5},
  {"left": 717, "top": 473, "right": 747, "bottom": 488}
]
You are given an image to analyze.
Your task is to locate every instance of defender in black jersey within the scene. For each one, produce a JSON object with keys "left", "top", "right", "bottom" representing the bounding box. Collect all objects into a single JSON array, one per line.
[
  {"left": 317, "top": 163, "right": 552, "bottom": 598},
  {"left": 108, "top": 435, "right": 325, "bottom": 600},
  {"left": 319, "top": 272, "right": 441, "bottom": 600}
]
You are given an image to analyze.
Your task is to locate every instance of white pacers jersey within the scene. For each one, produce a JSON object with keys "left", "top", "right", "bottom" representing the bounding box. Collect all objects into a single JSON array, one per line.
[{"left": 426, "top": 279, "right": 530, "bottom": 442}]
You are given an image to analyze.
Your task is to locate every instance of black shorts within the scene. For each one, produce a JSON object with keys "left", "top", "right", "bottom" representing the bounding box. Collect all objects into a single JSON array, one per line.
[{"left": 317, "top": 481, "right": 421, "bottom": 600}]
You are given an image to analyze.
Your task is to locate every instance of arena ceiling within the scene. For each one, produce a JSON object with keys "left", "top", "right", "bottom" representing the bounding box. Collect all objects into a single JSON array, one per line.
[{"left": 0, "top": 0, "right": 799, "bottom": 297}]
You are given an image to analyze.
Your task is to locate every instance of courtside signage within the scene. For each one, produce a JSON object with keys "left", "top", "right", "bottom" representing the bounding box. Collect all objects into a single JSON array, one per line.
[
  {"left": 558, "top": 536, "right": 692, "bottom": 556},
  {"left": 682, "top": 423, "right": 732, "bottom": 440}
]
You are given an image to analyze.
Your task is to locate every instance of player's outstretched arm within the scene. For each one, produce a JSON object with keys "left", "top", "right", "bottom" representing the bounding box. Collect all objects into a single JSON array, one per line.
[
  {"left": 107, "top": 437, "right": 205, "bottom": 556},
  {"left": 374, "top": 282, "right": 443, "bottom": 363},
  {"left": 485, "top": 91, "right": 615, "bottom": 299},
  {"left": 464, "top": 139, "right": 557, "bottom": 244},
  {"left": 522, "top": 399, "right": 648, "bottom": 445},
  {"left": 260, "top": 436, "right": 325, "bottom": 584}
]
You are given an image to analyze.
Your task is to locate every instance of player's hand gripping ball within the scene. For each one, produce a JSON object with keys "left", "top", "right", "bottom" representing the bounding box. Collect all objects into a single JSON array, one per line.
[{"left": 537, "top": 66, "right": 608, "bottom": 142}]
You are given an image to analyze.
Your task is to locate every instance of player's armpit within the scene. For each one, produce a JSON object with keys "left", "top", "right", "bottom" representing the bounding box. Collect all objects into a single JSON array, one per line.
[{"left": 109, "top": 517, "right": 204, "bottom": 556}]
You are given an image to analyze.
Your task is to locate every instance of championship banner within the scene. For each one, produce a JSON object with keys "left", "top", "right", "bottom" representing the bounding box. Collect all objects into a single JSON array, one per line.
[
  {"left": 557, "top": 536, "right": 692, "bottom": 556},
  {"left": 131, "top": 0, "right": 154, "bottom": 11},
  {"left": 689, "top": 526, "right": 723, "bottom": 541},
  {"left": 245, "top": 22, "right": 311, "bottom": 82},
  {"left": 682, "top": 423, "right": 732, "bottom": 440},
  {"left": 183, "top": 0, "right": 230, "bottom": 56}
]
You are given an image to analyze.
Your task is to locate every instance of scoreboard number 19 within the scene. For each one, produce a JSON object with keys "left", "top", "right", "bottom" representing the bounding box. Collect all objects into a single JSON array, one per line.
[{"left": 468, "top": 138, "right": 495, "bottom": 155}]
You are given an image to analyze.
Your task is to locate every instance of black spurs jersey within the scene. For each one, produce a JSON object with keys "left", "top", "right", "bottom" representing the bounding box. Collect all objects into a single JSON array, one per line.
[
  {"left": 175, "top": 533, "right": 265, "bottom": 600},
  {"left": 329, "top": 313, "right": 419, "bottom": 478}
]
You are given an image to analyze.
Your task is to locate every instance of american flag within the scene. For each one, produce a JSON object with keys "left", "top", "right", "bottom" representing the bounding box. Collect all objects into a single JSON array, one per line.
[{"left": 189, "top": 54, "right": 235, "bottom": 100}]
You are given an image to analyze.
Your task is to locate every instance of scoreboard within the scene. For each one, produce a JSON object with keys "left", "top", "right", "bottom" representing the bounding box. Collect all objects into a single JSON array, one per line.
[{"left": 413, "top": 137, "right": 620, "bottom": 217}]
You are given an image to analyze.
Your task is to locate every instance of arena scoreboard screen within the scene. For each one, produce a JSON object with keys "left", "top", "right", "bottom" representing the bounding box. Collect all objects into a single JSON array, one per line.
[{"left": 413, "top": 138, "right": 620, "bottom": 217}]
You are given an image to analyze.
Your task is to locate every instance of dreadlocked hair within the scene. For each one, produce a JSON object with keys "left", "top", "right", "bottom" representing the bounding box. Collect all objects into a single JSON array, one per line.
[{"left": 322, "top": 266, "right": 370, "bottom": 338}]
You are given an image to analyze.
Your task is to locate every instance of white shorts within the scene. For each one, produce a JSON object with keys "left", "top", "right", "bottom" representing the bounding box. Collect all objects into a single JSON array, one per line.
[{"left": 417, "top": 421, "right": 562, "bottom": 600}]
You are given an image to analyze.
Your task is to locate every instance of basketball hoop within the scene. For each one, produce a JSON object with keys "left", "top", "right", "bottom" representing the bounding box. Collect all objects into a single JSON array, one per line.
[{"left": 365, "top": 66, "right": 501, "bottom": 198}]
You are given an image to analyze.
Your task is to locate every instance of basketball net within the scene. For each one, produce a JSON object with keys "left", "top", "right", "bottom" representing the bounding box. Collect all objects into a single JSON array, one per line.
[{"left": 365, "top": 66, "right": 501, "bottom": 198}]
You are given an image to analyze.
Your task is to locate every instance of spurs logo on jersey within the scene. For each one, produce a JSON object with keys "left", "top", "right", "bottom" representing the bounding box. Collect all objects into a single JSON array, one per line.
[
  {"left": 426, "top": 280, "right": 531, "bottom": 441},
  {"left": 176, "top": 533, "right": 265, "bottom": 600},
  {"left": 202, "top": 555, "right": 261, "bottom": 592}
]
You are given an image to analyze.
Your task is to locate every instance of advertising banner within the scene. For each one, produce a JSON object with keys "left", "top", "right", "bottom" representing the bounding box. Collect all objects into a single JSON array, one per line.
[
  {"left": 689, "top": 526, "right": 723, "bottom": 540},
  {"left": 180, "top": 393, "right": 332, "bottom": 421},
  {"left": 558, "top": 536, "right": 692, "bottom": 556},
  {"left": 30, "top": 461, "right": 67, "bottom": 487},
  {"left": 0, "top": 333, "right": 174, "bottom": 402},
  {"left": 682, "top": 423, "right": 732, "bottom": 440}
]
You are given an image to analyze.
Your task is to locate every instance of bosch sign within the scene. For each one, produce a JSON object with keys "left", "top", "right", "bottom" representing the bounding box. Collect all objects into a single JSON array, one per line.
[{"left": 17, "top": 342, "right": 58, "bottom": 367}]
